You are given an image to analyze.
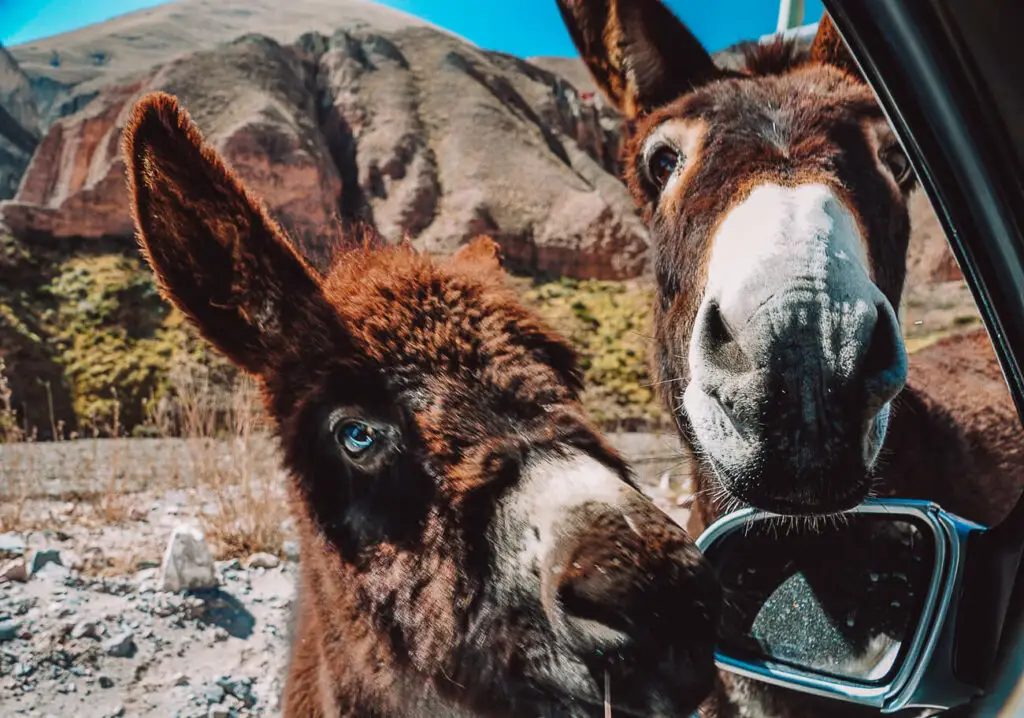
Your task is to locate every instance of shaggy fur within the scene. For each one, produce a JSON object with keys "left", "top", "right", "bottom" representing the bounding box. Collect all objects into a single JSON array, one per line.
[
  {"left": 557, "top": 1, "right": 1024, "bottom": 715},
  {"left": 122, "top": 91, "right": 722, "bottom": 718}
]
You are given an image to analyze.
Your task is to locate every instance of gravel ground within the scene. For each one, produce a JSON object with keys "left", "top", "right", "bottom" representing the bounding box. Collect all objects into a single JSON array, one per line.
[
  {"left": 1, "top": 557, "right": 294, "bottom": 717},
  {"left": 0, "top": 432, "right": 693, "bottom": 717}
]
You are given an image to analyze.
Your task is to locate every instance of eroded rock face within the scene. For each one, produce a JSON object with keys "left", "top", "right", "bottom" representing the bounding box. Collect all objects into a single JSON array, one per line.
[
  {"left": 2, "top": 16, "right": 649, "bottom": 279},
  {"left": 0, "top": 45, "right": 41, "bottom": 200}
]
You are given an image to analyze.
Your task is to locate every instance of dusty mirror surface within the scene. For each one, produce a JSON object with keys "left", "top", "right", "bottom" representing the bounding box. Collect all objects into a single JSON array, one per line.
[{"left": 704, "top": 514, "right": 937, "bottom": 684}]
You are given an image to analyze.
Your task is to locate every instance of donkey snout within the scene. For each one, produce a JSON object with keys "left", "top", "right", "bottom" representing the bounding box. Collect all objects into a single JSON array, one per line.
[
  {"left": 686, "top": 288, "right": 909, "bottom": 513},
  {"left": 694, "top": 294, "right": 907, "bottom": 412},
  {"left": 859, "top": 299, "right": 908, "bottom": 412},
  {"left": 546, "top": 501, "right": 720, "bottom": 663}
]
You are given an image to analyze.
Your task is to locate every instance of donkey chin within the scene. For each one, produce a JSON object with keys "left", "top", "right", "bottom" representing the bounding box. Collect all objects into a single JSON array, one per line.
[{"left": 682, "top": 183, "right": 909, "bottom": 516}]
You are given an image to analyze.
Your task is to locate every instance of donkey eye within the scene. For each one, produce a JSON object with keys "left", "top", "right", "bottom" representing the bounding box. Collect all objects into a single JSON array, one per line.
[
  {"left": 880, "top": 144, "right": 912, "bottom": 185},
  {"left": 646, "top": 145, "right": 682, "bottom": 189},
  {"left": 336, "top": 420, "right": 376, "bottom": 456}
]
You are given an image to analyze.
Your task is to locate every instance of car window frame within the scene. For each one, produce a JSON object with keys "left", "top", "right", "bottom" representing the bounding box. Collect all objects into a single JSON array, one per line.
[{"left": 822, "top": 1, "right": 1024, "bottom": 714}]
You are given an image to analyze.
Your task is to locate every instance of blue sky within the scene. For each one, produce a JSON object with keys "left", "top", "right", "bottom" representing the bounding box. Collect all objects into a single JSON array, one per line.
[{"left": 0, "top": 0, "right": 824, "bottom": 56}]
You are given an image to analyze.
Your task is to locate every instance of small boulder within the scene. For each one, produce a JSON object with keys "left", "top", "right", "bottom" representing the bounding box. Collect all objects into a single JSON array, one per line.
[
  {"left": 0, "top": 532, "right": 26, "bottom": 555},
  {"left": 98, "top": 675, "right": 115, "bottom": 689},
  {"left": 243, "top": 552, "right": 280, "bottom": 570},
  {"left": 160, "top": 526, "right": 218, "bottom": 592},
  {"left": 217, "top": 675, "right": 256, "bottom": 707},
  {"left": 207, "top": 705, "right": 230, "bottom": 718},
  {"left": 70, "top": 620, "right": 99, "bottom": 640},
  {"left": 0, "top": 619, "right": 21, "bottom": 642},
  {"left": 103, "top": 630, "right": 136, "bottom": 658},
  {"left": 204, "top": 682, "right": 226, "bottom": 704},
  {"left": 0, "top": 557, "right": 28, "bottom": 583}
]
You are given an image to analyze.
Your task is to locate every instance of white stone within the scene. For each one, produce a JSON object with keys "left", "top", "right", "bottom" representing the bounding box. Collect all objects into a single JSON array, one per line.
[
  {"left": 243, "top": 552, "right": 280, "bottom": 570},
  {"left": 159, "top": 526, "right": 218, "bottom": 592}
]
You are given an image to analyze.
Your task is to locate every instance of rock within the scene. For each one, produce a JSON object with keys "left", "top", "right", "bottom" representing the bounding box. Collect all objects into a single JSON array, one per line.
[
  {"left": 217, "top": 675, "right": 256, "bottom": 707},
  {"left": 207, "top": 706, "right": 230, "bottom": 718},
  {"left": 0, "top": 45, "right": 41, "bottom": 200},
  {"left": 103, "top": 630, "right": 135, "bottom": 658},
  {"left": 0, "top": 557, "right": 28, "bottom": 582},
  {"left": 281, "top": 540, "right": 300, "bottom": 562},
  {"left": 98, "top": 675, "right": 114, "bottom": 688},
  {"left": 104, "top": 705, "right": 125, "bottom": 718},
  {"left": 243, "top": 552, "right": 280, "bottom": 570},
  {"left": 136, "top": 567, "right": 159, "bottom": 583},
  {"left": 69, "top": 620, "right": 99, "bottom": 639},
  {"left": 29, "top": 548, "right": 63, "bottom": 574},
  {"left": 0, "top": 619, "right": 21, "bottom": 641},
  {"left": 204, "top": 682, "right": 226, "bottom": 704},
  {"left": 173, "top": 672, "right": 190, "bottom": 686},
  {"left": 160, "top": 526, "right": 218, "bottom": 592},
  {"left": 906, "top": 189, "right": 962, "bottom": 285},
  {"left": 0, "top": 531, "right": 26, "bottom": 555},
  {"left": 128, "top": 505, "right": 149, "bottom": 522},
  {"left": 0, "top": 6, "right": 650, "bottom": 280}
]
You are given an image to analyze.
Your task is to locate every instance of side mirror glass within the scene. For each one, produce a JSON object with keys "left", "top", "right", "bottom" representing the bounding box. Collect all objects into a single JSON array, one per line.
[{"left": 695, "top": 499, "right": 986, "bottom": 713}]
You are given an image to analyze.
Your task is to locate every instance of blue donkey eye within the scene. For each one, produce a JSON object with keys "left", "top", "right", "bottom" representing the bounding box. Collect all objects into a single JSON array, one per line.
[{"left": 337, "top": 421, "right": 376, "bottom": 455}]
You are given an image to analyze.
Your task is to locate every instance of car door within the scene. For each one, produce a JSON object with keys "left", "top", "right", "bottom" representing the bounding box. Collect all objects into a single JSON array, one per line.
[{"left": 822, "top": 1, "right": 1024, "bottom": 714}]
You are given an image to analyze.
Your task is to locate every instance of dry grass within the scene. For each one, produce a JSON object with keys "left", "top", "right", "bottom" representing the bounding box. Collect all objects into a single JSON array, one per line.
[
  {"left": 0, "top": 357, "right": 34, "bottom": 532},
  {"left": 166, "top": 357, "right": 288, "bottom": 560},
  {"left": 0, "top": 352, "right": 291, "bottom": 565}
]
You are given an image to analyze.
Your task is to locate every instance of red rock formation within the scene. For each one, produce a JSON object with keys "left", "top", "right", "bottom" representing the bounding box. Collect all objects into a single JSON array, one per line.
[{"left": 1, "top": 5, "right": 651, "bottom": 280}]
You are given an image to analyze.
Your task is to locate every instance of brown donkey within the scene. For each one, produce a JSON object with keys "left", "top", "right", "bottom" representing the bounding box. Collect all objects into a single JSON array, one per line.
[
  {"left": 554, "top": 0, "right": 1024, "bottom": 526},
  {"left": 122, "top": 91, "right": 721, "bottom": 718},
  {"left": 557, "top": 1, "right": 1024, "bottom": 716}
]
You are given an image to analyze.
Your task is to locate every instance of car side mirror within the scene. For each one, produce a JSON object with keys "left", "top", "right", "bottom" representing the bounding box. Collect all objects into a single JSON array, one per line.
[{"left": 695, "top": 499, "right": 986, "bottom": 713}]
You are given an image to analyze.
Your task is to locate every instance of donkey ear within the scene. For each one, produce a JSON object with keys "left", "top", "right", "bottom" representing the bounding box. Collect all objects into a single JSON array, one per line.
[
  {"left": 555, "top": 0, "right": 722, "bottom": 119},
  {"left": 450, "top": 235, "right": 505, "bottom": 275},
  {"left": 809, "top": 13, "right": 863, "bottom": 80},
  {"left": 123, "top": 91, "right": 331, "bottom": 376}
]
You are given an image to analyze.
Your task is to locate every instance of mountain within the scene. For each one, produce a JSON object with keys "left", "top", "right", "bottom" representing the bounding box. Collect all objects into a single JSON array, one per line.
[
  {"left": 0, "top": 0, "right": 965, "bottom": 437},
  {"left": 0, "top": 45, "right": 42, "bottom": 200},
  {"left": 1, "top": 0, "right": 647, "bottom": 280}
]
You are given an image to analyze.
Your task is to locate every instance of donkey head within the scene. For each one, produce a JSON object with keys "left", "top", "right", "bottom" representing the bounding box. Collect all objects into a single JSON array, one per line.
[
  {"left": 559, "top": 1, "right": 913, "bottom": 515},
  {"left": 123, "top": 92, "right": 719, "bottom": 717}
]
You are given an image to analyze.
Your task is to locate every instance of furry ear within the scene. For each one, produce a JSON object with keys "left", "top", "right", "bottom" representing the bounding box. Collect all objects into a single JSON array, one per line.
[
  {"left": 809, "top": 13, "right": 863, "bottom": 80},
  {"left": 123, "top": 91, "right": 335, "bottom": 375},
  {"left": 555, "top": 0, "right": 723, "bottom": 118},
  {"left": 450, "top": 235, "right": 505, "bottom": 274}
]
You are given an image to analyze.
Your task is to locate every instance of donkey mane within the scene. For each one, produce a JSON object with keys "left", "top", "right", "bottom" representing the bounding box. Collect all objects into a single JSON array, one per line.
[{"left": 739, "top": 37, "right": 806, "bottom": 77}]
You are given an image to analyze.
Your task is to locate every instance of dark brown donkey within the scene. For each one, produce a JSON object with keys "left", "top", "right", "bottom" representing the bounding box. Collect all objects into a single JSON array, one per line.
[
  {"left": 557, "top": 1, "right": 1024, "bottom": 716},
  {"left": 122, "top": 91, "right": 721, "bottom": 718}
]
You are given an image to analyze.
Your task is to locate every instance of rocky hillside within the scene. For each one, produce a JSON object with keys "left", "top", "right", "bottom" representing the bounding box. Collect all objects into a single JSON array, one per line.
[
  {"left": 1, "top": 0, "right": 644, "bottom": 279},
  {"left": 0, "top": 45, "right": 41, "bottom": 201},
  {"left": 0, "top": 0, "right": 971, "bottom": 438}
]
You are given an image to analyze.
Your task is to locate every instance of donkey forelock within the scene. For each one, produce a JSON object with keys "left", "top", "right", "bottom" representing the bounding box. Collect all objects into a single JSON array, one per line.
[
  {"left": 124, "top": 91, "right": 720, "bottom": 718},
  {"left": 559, "top": 0, "right": 915, "bottom": 518}
]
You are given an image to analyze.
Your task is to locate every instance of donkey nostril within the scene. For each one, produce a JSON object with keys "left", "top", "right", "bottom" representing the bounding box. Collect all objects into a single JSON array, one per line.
[
  {"left": 697, "top": 301, "right": 753, "bottom": 377},
  {"left": 558, "top": 578, "right": 633, "bottom": 638},
  {"left": 861, "top": 302, "right": 908, "bottom": 404}
]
